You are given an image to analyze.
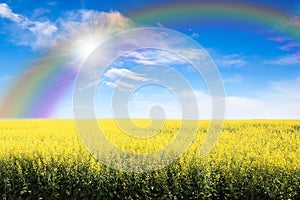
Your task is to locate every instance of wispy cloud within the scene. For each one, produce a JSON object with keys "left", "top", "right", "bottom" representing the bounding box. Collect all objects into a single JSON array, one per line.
[
  {"left": 0, "top": 3, "right": 57, "bottom": 50},
  {"left": 56, "top": 10, "right": 130, "bottom": 38},
  {"left": 209, "top": 51, "right": 247, "bottom": 68},
  {"left": 103, "top": 68, "right": 150, "bottom": 82},
  {"left": 0, "top": 74, "right": 11, "bottom": 81},
  {"left": 188, "top": 28, "right": 200, "bottom": 39},
  {"left": 278, "top": 42, "right": 300, "bottom": 51},
  {"left": 102, "top": 81, "right": 118, "bottom": 89},
  {"left": 128, "top": 76, "right": 300, "bottom": 119},
  {"left": 0, "top": 3, "right": 21, "bottom": 22},
  {"left": 266, "top": 16, "right": 300, "bottom": 55},
  {"left": 66, "top": 20, "right": 212, "bottom": 95},
  {"left": 102, "top": 68, "right": 151, "bottom": 90},
  {"left": 269, "top": 77, "right": 300, "bottom": 96},
  {"left": 0, "top": 3, "right": 131, "bottom": 50},
  {"left": 265, "top": 54, "right": 300, "bottom": 65},
  {"left": 223, "top": 74, "right": 243, "bottom": 84},
  {"left": 122, "top": 50, "right": 185, "bottom": 66},
  {"left": 191, "top": 32, "right": 200, "bottom": 38},
  {"left": 268, "top": 36, "right": 291, "bottom": 42},
  {"left": 117, "top": 47, "right": 209, "bottom": 70},
  {"left": 220, "top": 56, "right": 246, "bottom": 67},
  {"left": 47, "top": 1, "right": 57, "bottom": 6},
  {"left": 96, "top": 75, "right": 300, "bottom": 119},
  {"left": 226, "top": 77, "right": 300, "bottom": 119}
]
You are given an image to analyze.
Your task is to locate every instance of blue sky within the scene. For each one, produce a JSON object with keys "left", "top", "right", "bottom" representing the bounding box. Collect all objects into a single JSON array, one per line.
[{"left": 0, "top": 0, "right": 300, "bottom": 119}]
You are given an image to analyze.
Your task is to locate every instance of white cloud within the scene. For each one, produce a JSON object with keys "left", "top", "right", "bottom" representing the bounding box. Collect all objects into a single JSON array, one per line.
[
  {"left": 191, "top": 32, "right": 200, "bottom": 38},
  {"left": 223, "top": 74, "right": 243, "bottom": 84},
  {"left": 208, "top": 50, "right": 247, "bottom": 68},
  {"left": 47, "top": 1, "right": 57, "bottom": 6},
  {"left": 0, "top": 3, "right": 131, "bottom": 50},
  {"left": 102, "top": 80, "right": 135, "bottom": 90},
  {"left": 278, "top": 42, "right": 300, "bottom": 51},
  {"left": 225, "top": 96, "right": 267, "bottom": 119},
  {"left": 226, "top": 77, "right": 300, "bottom": 119},
  {"left": 268, "top": 77, "right": 300, "bottom": 100},
  {"left": 65, "top": 21, "right": 212, "bottom": 96},
  {"left": 114, "top": 81, "right": 135, "bottom": 90},
  {"left": 0, "top": 3, "right": 21, "bottom": 22},
  {"left": 265, "top": 55, "right": 300, "bottom": 65},
  {"left": 95, "top": 75, "right": 300, "bottom": 119},
  {"left": 0, "top": 3, "right": 57, "bottom": 50},
  {"left": 187, "top": 77, "right": 300, "bottom": 119},
  {"left": 120, "top": 47, "right": 210, "bottom": 72},
  {"left": 219, "top": 54, "right": 246, "bottom": 68},
  {"left": 104, "top": 68, "right": 130, "bottom": 80},
  {"left": 175, "top": 48, "right": 208, "bottom": 64},
  {"left": 103, "top": 67, "right": 150, "bottom": 82},
  {"left": 101, "top": 68, "right": 151, "bottom": 90},
  {"left": 118, "top": 77, "right": 300, "bottom": 119},
  {"left": 268, "top": 36, "right": 291, "bottom": 42},
  {"left": 102, "top": 81, "right": 118, "bottom": 89},
  {"left": 57, "top": 10, "right": 131, "bottom": 52},
  {"left": 123, "top": 50, "right": 185, "bottom": 66},
  {"left": 101, "top": 28, "right": 211, "bottom": 70},
  {"left": 188, "top": 27, "right": 200, "bottom": 38},
  {"left": 56, "top": 10, "right": 130, "bottom": 38}
]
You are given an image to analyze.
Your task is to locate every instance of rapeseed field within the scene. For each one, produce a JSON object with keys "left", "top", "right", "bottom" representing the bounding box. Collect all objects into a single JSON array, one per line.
[{"left": 0, "top": 120, "right": 299, "bottom": 199}]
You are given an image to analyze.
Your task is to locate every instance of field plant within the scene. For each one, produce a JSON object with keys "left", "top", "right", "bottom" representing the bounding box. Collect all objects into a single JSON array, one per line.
[{"left": 0, "top": 120, "right": 299, "bottom": 199}]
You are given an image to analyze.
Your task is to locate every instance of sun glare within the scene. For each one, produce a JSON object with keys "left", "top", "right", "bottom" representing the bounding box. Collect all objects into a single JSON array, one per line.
[{"left": 76, "top": 36, "right": 100, "bottom": 60}]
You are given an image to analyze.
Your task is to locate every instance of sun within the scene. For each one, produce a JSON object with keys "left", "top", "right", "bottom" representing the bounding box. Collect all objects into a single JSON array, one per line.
[{"left": 76, "top": 36, "right": 100, "bottom": 60}]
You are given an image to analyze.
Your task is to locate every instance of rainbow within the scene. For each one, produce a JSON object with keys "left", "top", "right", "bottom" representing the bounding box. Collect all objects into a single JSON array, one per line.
[
  {"left": 0, "top": 2, "right": 299, "bottom": 118},
  {"left": 129, "top": 2, "right": 299, "bottom": 40},
  {"left": 0, "top": 44, "right": 79, "bottom": 118}
]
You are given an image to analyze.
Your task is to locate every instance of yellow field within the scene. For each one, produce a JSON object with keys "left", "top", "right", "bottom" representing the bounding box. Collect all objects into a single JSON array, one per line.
[{"left": 0, "top": 120, "right": 299, "bottom": 199}]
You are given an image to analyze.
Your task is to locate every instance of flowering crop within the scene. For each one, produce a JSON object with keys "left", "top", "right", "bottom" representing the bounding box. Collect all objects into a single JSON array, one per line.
[{"left": 0, "top": 120, "right": 299, "bottom": 199}]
